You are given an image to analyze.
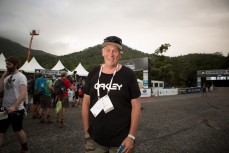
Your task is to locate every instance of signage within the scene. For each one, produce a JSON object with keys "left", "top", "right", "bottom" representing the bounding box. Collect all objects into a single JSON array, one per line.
[{"left": 119, "top": 57, "right": 149, "bottom": 71}]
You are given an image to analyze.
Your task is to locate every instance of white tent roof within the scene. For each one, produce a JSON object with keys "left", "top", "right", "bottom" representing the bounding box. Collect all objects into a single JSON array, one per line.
[
  {"left": 74, "top": 63, "right": 89, "bottom": 76},
  {"left": 19, "top": 60, "right": 29, "bottom": 71},
  {"left": 51, "top": 60, "right": 73, "bottom": 75},
  {"left": 51, "top": 60, "right": 65, "bottom": 70},
  {"left": 19, "top": 57, "right": 45, "bottom": 73},
  {"left": 0, "top": 53, "right": 6, "bottom": 71}
]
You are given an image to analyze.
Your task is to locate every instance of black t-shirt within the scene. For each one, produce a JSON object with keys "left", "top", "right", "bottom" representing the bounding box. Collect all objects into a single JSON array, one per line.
[{"left": 84, "top": 65, "right": 141, "bottom": 147}]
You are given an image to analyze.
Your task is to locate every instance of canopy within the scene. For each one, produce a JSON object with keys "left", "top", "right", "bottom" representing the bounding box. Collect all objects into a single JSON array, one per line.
[
  {"left": 19, "top": 60, "right": 29, "bottom": 71},
  {"left": 73, "top": 63, "right": 89, "bottom": 76},
  {"left": 19, "top": 57, "right": 45, "bottom": 73},
  {"left": 51, "top": 60, "right": 73, "bottom": 75},
  {"left": 0, "top": 53, "right": 6, "bottom": 71},
  {"left": 51, "top": 60, "right": 66, "bottom": 70}
]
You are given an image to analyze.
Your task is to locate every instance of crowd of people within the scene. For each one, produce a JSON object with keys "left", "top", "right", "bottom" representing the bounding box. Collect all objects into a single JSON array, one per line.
[
  {"left": 0, "top": 57, "right": 85, "bottom": 153},
  {"left": 26, "top": 71, "right": 85, "bottom": 126}
]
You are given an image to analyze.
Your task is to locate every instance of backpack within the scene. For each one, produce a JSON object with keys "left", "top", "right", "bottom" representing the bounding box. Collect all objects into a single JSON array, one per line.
[
  {"left": 53, "top": 79, "right": 66, "bottom": 95},
  {"left": 35, "top": 77, "right": 46, "bottom": 95},
  {"left": 78, "top": 88, "right": 83, "bottom": 96}
]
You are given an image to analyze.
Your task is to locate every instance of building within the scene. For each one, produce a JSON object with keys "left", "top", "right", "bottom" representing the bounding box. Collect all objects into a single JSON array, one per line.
[{"left": 197, "top": 69, "right": 229, "bottom": 87}]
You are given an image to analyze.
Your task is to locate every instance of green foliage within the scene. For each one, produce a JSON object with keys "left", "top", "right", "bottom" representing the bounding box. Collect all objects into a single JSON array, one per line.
[
  {"left": 155, "top": 43, "right": 171, "bottom": 55},
  {"left": 0, "top": 37, "right": 228, "bottom": 87}
]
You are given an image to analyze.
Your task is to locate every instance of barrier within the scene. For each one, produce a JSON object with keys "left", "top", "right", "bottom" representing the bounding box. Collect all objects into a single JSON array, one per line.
[
  {"left": 179, "top": 87, "right": 201, "bottom": 94},
  {"left": 152, "top": 88, "right": 178, "bottom": 96},
  {"left": 140, "top": 88, "right": 151, "bottom": 97}
]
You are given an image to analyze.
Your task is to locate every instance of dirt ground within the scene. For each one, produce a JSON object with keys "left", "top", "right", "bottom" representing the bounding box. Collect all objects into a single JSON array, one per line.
[{"left": 1, "top": 87, "right": 229, "bottom": 153}]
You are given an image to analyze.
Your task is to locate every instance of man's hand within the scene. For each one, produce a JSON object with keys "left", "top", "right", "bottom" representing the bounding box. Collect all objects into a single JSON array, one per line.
[
  {"left": 7, "top": 105, "right": 16, "bottom": 113},
  {"left": 120, "top": 137, "right": 135, "bottom": 153}
]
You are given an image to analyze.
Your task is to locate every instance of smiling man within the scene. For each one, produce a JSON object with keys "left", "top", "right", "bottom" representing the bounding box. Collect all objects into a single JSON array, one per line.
[{"left": 82, "top": 36, "right": 141, "bottom": 153}]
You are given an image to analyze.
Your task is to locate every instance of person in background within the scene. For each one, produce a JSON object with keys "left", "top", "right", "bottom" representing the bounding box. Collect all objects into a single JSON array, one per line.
[
  {"left": 207, "top": 84, "right": 211, "bottom": 92},
  {"left": 202, "top": 83, "right": 207, "bottom": 97},
  {"left": 0, "top": 56, "right": 29, "bottom": 153},
  {"left": 77, "top": 84, "right": 84, "bottom": 106},
  {"left": 82, "top": 36, "right": 141, "bottom": 153},
  {"left": 27, "top": 75, "right": 35, "bottom": 111},
  {"left": 56, "top": 71, "right": 71, "bottom": 127},
  {"left": 72, "top": 80, "right": 78, "bottom": 107},
  {"left": 34, "top": 73, "right": 47, "bottom": 123},
  {"left": 38, "top": 74, "right": 54, "bottom": 123},
  {"left": 31, "top": 74, "right": 40, "bottom": 119}
]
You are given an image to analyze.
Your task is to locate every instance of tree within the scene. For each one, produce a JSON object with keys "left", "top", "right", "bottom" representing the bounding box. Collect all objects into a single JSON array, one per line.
[
  {"left": 152, "top": 43, "right": 173, "bottom": 86},
  {"left": 155, "top": 43, "right": 171, "bottom": 55}
]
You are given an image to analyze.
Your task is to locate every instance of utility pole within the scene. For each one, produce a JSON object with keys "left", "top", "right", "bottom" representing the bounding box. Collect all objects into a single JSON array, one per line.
[{"left": 27, "top": 30, "right": 39, "bottom": 62}]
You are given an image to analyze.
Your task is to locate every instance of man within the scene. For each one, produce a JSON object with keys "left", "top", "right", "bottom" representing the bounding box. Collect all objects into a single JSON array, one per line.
[
  {"left": 34, "top": 72, "right": 47, "bottom": 123},
  {"left": 56, "top": 71, "right": 71, "bottom": 127},
  {"left": 202, "top": 83, "right": 207, "bottom": 97},
  {"left": 38, "top": 74, "right": 54, "bottom": 123},
  {"left": 0, "top": 56, "right": 29, "bottom": 153},
  {"left": 27, "top": 75, "right": 35, "bottom": 111},
  {"left": 82, "top": 36, "right": 141, "bottom": 153}
]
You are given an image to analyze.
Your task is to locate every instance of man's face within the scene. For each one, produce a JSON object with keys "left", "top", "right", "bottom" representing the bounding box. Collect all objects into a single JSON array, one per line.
[
  {"left": 102, "top": 45, "right": 121, "bottom": 67},
  {"left": 6, "top": 61, "right": 17, "bottom": 73}
]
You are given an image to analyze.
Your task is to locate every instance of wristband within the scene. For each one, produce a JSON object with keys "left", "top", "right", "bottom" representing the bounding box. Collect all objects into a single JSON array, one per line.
[{"left": 128, "top": 134, "right": 135, "bottom": 140}]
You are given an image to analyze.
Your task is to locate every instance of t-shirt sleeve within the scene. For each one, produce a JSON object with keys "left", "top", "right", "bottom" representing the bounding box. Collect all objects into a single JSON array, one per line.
[{"left": 19, "top": 74, "right": 27, "bottom": 86}]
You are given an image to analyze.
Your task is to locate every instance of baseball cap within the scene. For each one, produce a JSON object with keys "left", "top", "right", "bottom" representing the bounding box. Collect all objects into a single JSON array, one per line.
[{"left": 102, "top": 36, "right": 123, "bottom": 52}]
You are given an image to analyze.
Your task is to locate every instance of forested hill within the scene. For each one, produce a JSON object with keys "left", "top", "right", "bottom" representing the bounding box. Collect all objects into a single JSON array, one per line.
[
  {"left": 0, "top": 37, "right": 228, "bottom": 87},
  {"left": 0, "top": 37, "right": 148, "bottom": 70}
]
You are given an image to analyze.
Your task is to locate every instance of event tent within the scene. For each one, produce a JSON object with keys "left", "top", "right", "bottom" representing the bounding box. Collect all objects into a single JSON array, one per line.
[
  {"left": 0, "top": 53, "right": 6, "bottom": 71},
  {"left": 19, "top": 60, "right": 30, "bottom": 72},
  {"left": 73, "top": 63, "right": 89, "bottom": 76},
  {"left": 19, "top": 57, "right": 45, "bottom": 73},
  {"left": 51, "top": 60, "right": 72, "bottom": 74}
]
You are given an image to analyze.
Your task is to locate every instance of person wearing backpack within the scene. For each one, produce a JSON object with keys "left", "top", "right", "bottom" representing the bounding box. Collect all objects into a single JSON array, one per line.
[
  {"left": 34, "top": 73, "right": 47, "bottom": 123},
  {"left": 38, "top": 74, "right": 54, "bottom": 123},
  {"left": 34, "top": 73, "right": 46, "bottom": 96},
  {"left": 56, "top": 71, "right": 71, "bottom": 127}
]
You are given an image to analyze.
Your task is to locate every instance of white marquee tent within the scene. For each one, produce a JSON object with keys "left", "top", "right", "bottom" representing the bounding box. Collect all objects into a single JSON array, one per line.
[
  {"left": 19, "top": 57, "right": 45, "bottom": 73},
  {"left": 0, "top": 53, "right": 6, "bottom": 71},
  {"left": 51, "top": 60, "right": 73, "bottom": 75},
  {"left": 19, "top": 60, "right": 29, "bottom": 71},
  {"left": 73, "top": 63, "right": 89, "bottom": 76}
]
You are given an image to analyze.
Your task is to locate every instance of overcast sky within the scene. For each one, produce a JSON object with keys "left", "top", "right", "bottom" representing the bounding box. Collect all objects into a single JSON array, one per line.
[{"left": 0, "top": 0, "right": 229, "bottom": 57}]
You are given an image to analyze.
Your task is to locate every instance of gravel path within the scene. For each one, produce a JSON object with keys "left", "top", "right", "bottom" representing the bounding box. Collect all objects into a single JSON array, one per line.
[{"left": 1, "top": 87, "right": 229, "bottom": 153}]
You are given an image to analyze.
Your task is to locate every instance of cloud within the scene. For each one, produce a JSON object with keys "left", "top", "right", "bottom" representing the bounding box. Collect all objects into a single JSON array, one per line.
[{"left": 0, "top": 0, "right": 228, "bottom": 56}]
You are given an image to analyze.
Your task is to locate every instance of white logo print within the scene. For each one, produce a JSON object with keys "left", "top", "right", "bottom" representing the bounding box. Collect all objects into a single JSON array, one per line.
[{"left": 94, "top": 83, "right": 122, "bottom": 91}]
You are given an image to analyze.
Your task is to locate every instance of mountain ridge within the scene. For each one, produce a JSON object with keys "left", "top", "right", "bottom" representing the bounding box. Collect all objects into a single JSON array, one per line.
[{"left": 0, "top": 37, "right": 149, "bottom": 70}]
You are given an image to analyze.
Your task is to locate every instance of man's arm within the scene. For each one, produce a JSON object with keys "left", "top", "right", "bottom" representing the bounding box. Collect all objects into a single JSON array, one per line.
[
  {"left": 121, "top": 97, "right": 141, "bottom": 152},
  {"left": 129, "top": 97, "right": 141, "bottom": 137},
  {"left": 82, "top": 94, "right": 90, "bottom": 133}
]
